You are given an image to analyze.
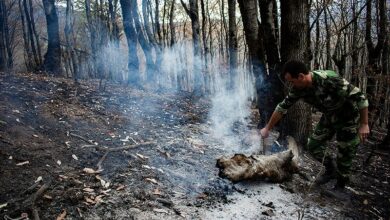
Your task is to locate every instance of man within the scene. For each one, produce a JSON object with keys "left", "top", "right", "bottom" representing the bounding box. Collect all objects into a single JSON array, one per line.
[{"left": 260, "top": 60, "right": 370, "bottom": 190}]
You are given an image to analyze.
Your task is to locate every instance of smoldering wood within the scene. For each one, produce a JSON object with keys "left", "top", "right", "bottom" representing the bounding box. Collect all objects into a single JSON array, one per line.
[{"left": 217, "top": 136, "right": 300, "bottom": 182}]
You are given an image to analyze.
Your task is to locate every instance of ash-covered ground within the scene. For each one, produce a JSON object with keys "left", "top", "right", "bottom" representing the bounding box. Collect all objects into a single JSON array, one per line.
[{"left": 0, "top": 72, "right": 388, "bottom": 219}]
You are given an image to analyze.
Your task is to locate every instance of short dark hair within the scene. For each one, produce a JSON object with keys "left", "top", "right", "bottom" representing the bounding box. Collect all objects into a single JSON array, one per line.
[{"left": 282, "top": 60, "right": 309, "bottom": 78}]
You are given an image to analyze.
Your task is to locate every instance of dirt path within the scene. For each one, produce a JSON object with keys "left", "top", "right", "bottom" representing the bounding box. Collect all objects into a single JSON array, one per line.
[{"left": 0, "top": 72, "right": 388, "bottom": 219}]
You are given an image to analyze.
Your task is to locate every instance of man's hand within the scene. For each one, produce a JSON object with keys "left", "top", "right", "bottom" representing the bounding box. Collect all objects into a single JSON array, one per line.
[
  {"left": 260, "top": 128, "right": 270, "bottom": 138},
  {"left": 359, "top": 123, "right": 370, "bottom": 142}
]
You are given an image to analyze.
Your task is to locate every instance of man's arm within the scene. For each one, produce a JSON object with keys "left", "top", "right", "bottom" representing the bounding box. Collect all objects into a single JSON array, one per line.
[
  {"left": 359, "top": 107, "right": 369, "bottom": 142},
  {"left": 260, "top": 111, "right": 283, "bottom": 138}
]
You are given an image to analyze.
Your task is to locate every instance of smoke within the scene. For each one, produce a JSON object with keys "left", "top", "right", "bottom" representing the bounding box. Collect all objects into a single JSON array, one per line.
[{"left": 207, "top": 67, "right": 262, "bottom": 154}]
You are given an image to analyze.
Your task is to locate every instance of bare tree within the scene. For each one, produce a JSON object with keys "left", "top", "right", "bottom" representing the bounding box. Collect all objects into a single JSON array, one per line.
[
  {"left": 227, "top": 0, "right": 237, "bottom": 86},
  {"left": 120, "top": 0, "right": 140, "bottom": 85},
  {"left": 42, "top": 0, "right": 61, "bottom": 74},
  {"left": 280, "top": 0, "right": 311, "bottom": 145},
  {"left": 237, "top": 0, "right": 266, "bottom": 79}
]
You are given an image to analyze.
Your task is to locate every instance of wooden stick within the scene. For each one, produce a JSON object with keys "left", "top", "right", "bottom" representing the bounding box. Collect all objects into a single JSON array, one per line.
[
  {"left": 69, "top": 133, "right": 94, "bottom": 144},
  {"left": 95, "top": 142, "right": 156, "bottom": 170}
]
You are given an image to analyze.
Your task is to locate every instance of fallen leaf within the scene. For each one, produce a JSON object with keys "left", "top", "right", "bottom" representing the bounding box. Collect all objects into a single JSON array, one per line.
[
  {"left": 85, "top": 197, "right": 95, "bottom": 204},
  {"left": 153, "top": 208, "right": 169, "bottom": 214},
  {"left": 83, "top": 168, "right": 101, "bottom": 174},
  {"left": 57, "top": 160, "right": 62, "bottom": 166},
  {"left": 35, "top": 176, "right": 43, "bottom": 183},
  {"left": 136, "top": 153, "right": 149, "bottom": 160},
  {"left": 56, "top": 209, "right": 67, "bottom": 220},
  {"left": 65, "top": 141, "right": 71, "bottom": 148},
  {"left": 145, "top": 178, "right": 158, "bottom": 184},
  {"left": 33, "top": 134, "right": 39, "bottom": 138},
  {"left": 59, "top": 175, "right": 68, "bottom": 179},
  {"left": 12, "top": 109, "right": 20, "bottom": 114},
  {"left": 0, "top": 203, "right": 7, "bottom": 209},
  {"left": 16, "top": 161, "right": 29, "bottom": 166},
  {"left": 43, "top": 194, "right": 53, "bottom": 200},
  {"left": 8, "top": 156, "right": 12, "bottom": 160},
  {"left": 363, "top": 199, "right": 368, "bottom": 205},
  {"left": 153, "top": 188, "right": 162, "bottom": 195},
  {"left": 76, "top": 207, "right": 83, "bottom": 217},
  {"left": 94, "top": 195, "right": 104, "bottom": 203},
  {"left": 83, "top": 188, "right": 94, "bottom": 192},
  {"left": 72, "top": 154, "right": 78, "bottom": 160},
  {"left": 116, "top": 185, "right": 125, "bottom": 191}
]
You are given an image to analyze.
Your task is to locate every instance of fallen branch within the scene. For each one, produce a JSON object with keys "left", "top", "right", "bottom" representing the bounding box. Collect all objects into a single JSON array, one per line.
[
  {"left": 69, "top": 133, "right": 95, "bottom": 144},
  {"left": 23, "top": 181, "right": 51, "bottom": 207},
  {"left": 95, "top": 142, "right": 156, "bottom": 170}
]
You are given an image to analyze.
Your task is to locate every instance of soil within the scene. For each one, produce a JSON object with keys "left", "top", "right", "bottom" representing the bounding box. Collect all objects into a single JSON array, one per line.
[{"left": 0, "top": 72, "right": 389, "bottom": 219}]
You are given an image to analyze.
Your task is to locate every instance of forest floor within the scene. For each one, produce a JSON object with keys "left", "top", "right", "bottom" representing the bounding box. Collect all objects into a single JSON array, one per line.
[{"left": 0, "top": 72, "right": 389, "bottom": 220}]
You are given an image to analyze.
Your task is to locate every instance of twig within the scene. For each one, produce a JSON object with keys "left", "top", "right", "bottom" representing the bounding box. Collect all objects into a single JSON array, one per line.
[
  {"left": 23, "top": 181, "right": 51, "bottom": 207},
  {"left": 96, "top": 151, "right": 109, "bottom": 171},
  {"left": 95, "top": 142, "right": 156, "bottom": 170},
  {"left": 69, "top": 133, "right": 95, "bottom": 144}
]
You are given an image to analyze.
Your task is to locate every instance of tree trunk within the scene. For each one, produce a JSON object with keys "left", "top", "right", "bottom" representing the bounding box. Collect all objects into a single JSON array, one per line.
[
  {"left": 365, "top": 0, "right": 387, "bottom": 125},
  {"left": 131, "top": 0, "right": 155, "bottom": 82},
  {"left": 0, "top": 0, "right": 6, "bottom": 71},
  {"left": 237, "top": 0, "right": 266, "bottom": 79},
  {"left": 120, "top": 0, "right": 140, "bottom": 85},
  {"left": 257, "top": 0, "right": 284, "bottom": 128},
  {"left": 227, "top": 0, "right": 237, "bottom": 87},
  {"left": 65, "top": 0, "right": 78, "bottom": 80},
  {"left": 280, "top": 0, "right": 311, "bottom": 145},
  {"left": 169, "top": 0, "right": 176, "bottom": 46},
  {"left": 42, "top": 0, "right": 61, "bottom": 74},
  {"left": 181, "top": 0, "right": 202, "bottom": 94}
]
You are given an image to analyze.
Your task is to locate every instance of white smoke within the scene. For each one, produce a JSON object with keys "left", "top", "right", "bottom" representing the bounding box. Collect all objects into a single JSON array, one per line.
[{"left": 208, "top": 67, "right": 262, "bottom": 154}]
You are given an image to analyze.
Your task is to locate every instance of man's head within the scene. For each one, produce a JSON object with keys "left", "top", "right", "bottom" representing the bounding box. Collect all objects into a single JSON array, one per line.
[{"left": 282, "top": 60, "right": 311, "bottom": 89}]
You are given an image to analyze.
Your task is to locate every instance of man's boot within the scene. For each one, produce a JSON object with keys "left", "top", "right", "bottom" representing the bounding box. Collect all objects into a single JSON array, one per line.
[
  {"left": 321, "top": 175, "right": 350, "bottom": 200},
  {"left": 314, "top": 158, "right": 337, "bottom": 185}
]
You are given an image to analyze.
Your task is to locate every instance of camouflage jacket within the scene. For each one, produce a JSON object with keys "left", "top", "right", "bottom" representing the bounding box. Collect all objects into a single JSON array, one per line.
[{"left": 275, "top": 70, "right": 369, "bottom": 115}]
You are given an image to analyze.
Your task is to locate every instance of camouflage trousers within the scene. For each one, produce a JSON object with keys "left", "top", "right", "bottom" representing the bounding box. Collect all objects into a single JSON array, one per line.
[{"left": 306, "top": 107, "right": 360, "bottom": 178}]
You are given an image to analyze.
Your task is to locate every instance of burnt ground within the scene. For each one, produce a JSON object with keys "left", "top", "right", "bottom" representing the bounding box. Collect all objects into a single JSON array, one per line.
[{"left": 0, "top": 72, "right": 389, "bottom": 219}]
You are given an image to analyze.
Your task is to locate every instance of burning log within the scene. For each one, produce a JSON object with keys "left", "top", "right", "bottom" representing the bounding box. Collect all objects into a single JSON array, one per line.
[{"left": 216, "top": 136, "right": 300, "bottom": 182}]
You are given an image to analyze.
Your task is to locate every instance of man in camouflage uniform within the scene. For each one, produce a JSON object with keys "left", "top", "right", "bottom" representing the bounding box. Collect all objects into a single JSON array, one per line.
[{"left": 260, "top": 60, "right": 370, "bottom": 190}]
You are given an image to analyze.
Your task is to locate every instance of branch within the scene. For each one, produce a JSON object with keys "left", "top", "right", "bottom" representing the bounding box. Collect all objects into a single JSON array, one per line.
[{"left": 180, "top": 0, "right": 191, "bottom": 16}]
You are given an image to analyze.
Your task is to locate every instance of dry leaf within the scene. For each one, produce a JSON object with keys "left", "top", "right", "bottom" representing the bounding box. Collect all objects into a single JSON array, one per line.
[
  {"left": 363, "top": 199, "right": 368, "bottom": 205},
  {"left": 16, "top": 161, "right": 29, "bottom": 166},
  {"left": 35, "top": 176, "right": 43, "bottom": 183},
  {"left": 56, "top": 209, "right": 67, "bottom": 220},
  {"left": 85, "top": 197, "right": 95, "bottom": 204},
  {"left": 116, "top": 185, "right": 125, "bottom": 191},
  {"left": 43, "top": 194, "right": 53, "bottom": 200},
  {"left": 153, "top": 188, "right": 162, "bottom": 195},
  {"left": 0, "top": 203, "right": 7, "bottom": 209},
  {"left": 83, "top": 168, "right": 101, "bottom": 174},
  {"left": 145, "top": 178, "right": 158, "bottom": 184},
  {"left": 58, "top": 175, "right": 68, "bottom": 179},
  {"left": 94, "top": 195, "right": 104, "bottom": 203},
  {"left": 83, "top": 188, "right": 94, "bottom": 192},
  {"left": 153, "top": 208, "right": 169, "bottom": 214},
  {"left": 57, "top": 160, "right": 62, "bottom": 166},
  {"left": 76, "top": 207, "right": 83, "bottom": 217},
  {"left": 72, "top": 154, "right": 78, "bottom": 160}
]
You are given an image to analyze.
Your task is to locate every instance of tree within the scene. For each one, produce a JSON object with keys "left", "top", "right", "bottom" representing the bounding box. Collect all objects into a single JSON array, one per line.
[
  {"left": 120, "top": 0, "right": 140, "bottom": 85},
  {"left": 237, "top": 0, "right": 265, "bottom": 79},
  {"left": 280, "top": 0, "right": 311, "bottom": 145},
  {"left": 42, "top": 0, "right": 61, "bottom": 74},
  {"left": 257, "top": 0, "right": 284, "bottom": 128},
  {"left": 181, "top": 0, "right": 202, "bottom": 94},
  {"left": 227, "top": 0, "right": 237, "bottom": 87}
]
